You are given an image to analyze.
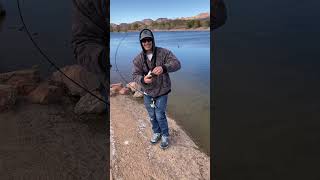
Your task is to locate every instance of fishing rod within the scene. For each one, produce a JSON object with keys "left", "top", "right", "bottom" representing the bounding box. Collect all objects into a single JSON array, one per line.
[
  {"left": 16, "top": 0, "right": 108, "bottom": 105},
  {"left": 113, "top": 32, "right": 147, "bottom": 96}
]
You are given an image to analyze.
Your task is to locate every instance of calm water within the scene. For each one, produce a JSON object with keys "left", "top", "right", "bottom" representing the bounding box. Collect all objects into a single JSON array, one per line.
[
  {"left": 214, "top": 0, "right": 320, "bottom": 179},
  {"left": 110, "top": 31, "right": 211, "bottom": 154},
  {"left": 0, "top": 0, "right": 73, "bottom": 75}
]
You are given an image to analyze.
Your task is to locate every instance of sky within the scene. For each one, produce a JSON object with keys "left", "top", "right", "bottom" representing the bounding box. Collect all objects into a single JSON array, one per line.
[{"left": 110, "top": 0, "right": 210, "bottom": 24}]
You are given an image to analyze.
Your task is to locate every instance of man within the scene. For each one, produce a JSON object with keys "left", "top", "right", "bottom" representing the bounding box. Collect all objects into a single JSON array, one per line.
[
  {"left": 71, "top": 0, "right": 109, "bottom": 108},
  {"left": 132, "top": 29, "right": 181, "bottom": 149}
]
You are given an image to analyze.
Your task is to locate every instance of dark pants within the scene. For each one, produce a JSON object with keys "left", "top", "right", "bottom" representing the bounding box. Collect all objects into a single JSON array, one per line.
[{"left": 144, "top": 94, "right": 169, "bottom": 136}]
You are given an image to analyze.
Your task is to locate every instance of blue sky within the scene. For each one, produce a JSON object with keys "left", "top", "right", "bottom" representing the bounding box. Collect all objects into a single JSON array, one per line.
[{"left": 110, "top": 0, "right": 210, "bottom": 24}]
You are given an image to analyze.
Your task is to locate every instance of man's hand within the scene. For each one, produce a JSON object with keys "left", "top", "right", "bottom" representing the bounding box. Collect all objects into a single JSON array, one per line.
[
  {"left": 152, "top": 66, "right": 163, "bottom": 75},
  {"left": 144, "top": 74, "right": 153, "bottom": 84}
]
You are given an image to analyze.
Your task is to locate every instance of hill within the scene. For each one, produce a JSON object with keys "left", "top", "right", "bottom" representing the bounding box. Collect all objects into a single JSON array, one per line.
[{"left": 111, "top": 12, "right": 210, "bottom": 32}]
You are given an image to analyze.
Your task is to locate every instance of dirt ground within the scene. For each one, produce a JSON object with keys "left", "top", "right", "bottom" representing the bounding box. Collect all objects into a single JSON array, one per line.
[
  {"left": 0, "top": 94, "right": 210, "bottom": 180},
  {"left": 0, "top": 97, "right": 108, "bottom": 179},
  {"left": 110, "top": 95, "right": 210, "bottom": 180}
]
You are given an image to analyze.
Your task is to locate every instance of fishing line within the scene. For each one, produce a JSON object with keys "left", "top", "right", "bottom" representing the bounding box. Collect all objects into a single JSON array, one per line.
[
  {"left": 113, "top": 32, "right": 146, "bottom": 95},
  {"left": 16, "top": 0, "right": 108, "bottom": 105}
]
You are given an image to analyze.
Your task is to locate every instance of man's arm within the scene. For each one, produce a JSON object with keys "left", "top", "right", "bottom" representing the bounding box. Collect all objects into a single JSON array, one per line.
[
  {"left": 161, "top": 50, "right": 181, "bottom": 74},
  {"left": 71, "top": 0, "right": 109, "bottom": 74},
  {"left": 132, "top": 57, "right": 152, "bottom": 88}
]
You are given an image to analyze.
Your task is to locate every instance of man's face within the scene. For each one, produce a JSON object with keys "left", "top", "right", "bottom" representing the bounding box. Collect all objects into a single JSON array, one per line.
[{"left": 141, "top": 38, "right": 153, "bottom": 52}]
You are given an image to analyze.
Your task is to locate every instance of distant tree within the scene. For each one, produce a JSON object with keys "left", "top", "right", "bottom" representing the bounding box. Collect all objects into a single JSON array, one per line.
[
  {"left": 133, "top": 23, "right": 139, "bottom": 30},
  {"left": 114, "top": 25, "right": 119, "bottom": 32},
  {"left": 201, "top": 19, "right": 210, "bottom": 28},
  {"left": 169, "top": 21, "right": 175, "bottom": 29},
  {"left": 164, "top": 23, "right": 171, "bottom": 30},
  {"left": 151, "top": 21, "right": 159, "bottom": 29},
  {"left": 159, "top": 22, "right": 165, "bottom": 29},
  {"left": 194, "top": 20, "right": 201, "bottom": 28},
  {"left": 187, "top": 20, "right": 194, "bottom": 29}
]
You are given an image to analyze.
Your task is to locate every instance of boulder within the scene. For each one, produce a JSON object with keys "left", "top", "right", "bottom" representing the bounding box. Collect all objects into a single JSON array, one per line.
[
  {"left": 126, "top": 82, "right": 142, "bottom": 92},
  {"left": 28, "top": 82, "right": 65, "bottom": 104},
  {"left": 50, "top": 65, "right": 100, "bottom": 96},
  {"left": 0, "top": 84, "right": 17, "bottom": 112},
  {"left": 110, "top": 90, "right": 116, "bottom": 97},
  {"left": 119, "top": 87, "right": 130, "bottom": 95},
  {"left": 110, "top": 83, "right": 123, "bottom": 94},
  {"left": 0, "top": 68, "right": 40, "bottom": 95},
  {"left": 133, "top": 91, "right": 144, "bottom": 98},
  {"left": 111, "top": 83, "right": 123, "bottom": 88},
  {"left": 74, "top": 90, "right": 106, "bottom": 115}
]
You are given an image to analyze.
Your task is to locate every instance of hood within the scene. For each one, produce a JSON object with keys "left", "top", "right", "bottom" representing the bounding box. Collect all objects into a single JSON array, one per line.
[{"left": 139, "top": 28, "right": 156, "bottom": 54}]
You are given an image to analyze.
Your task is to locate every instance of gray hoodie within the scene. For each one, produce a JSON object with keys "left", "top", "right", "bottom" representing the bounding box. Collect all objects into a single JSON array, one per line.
[
  {"left": 71, "top": 0, "right": 109, "bottom": 90},
  {"left": 132, "top": 29, "right": 181, "bottom": 98}
]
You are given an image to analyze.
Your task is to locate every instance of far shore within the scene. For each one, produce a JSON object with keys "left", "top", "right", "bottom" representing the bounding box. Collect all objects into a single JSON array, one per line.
[{"left": 111, "top": 27, "right": 210, "bottom": 33}]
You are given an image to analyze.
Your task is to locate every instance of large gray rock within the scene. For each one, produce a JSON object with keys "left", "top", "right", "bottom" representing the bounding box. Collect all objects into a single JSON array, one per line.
[
  {"left": 28, "top": 82, "right": 65, "bottom": 104},
  {"left": 0, "top": 84, "right": 17, "bottom": 112},
  {"left": 126, "top": 82, "right": 142, "bottom": 92},
  {"left": 110, "top": 83, "right": 123, "bottom": 95},
  {"left": 119, "top": 87, "right": 130, "bottom": 95},
  {"left": 127, "top": 82, "right": 143, "bottom": 98},
  {"left": 0, "top": 67, "right": 40, "bottom": 95},
  {"left": 74, "top": 90, "right": 105, "bottom": 115},
  {"left": 51, "top": 65, "right": 100, "bottom": 97},
  {"left": 133, "top": 91, "right": 144, "bottom": 98}
]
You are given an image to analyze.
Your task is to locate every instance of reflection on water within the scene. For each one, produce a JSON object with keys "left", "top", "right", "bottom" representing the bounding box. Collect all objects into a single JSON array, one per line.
[{"left": 111, "top": 31, "right": 210, "bottom": 155}]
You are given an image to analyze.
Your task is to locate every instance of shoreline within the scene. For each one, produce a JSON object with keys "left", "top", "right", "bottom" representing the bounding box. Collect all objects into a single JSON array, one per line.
[
  {"left": 110, "top": 95, "right": 210, "bottom": 179},
  {"left": 111, "top": 27, "right": 210, "bottom": 33},
  {"left": 0, "top": 65, "right": 209, "bottom": 178},
  {"left": 125, "top": 95, "right": 210, "bottom": 156}
]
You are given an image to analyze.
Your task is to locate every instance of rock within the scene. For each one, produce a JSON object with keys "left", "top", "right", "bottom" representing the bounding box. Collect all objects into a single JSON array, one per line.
[
  {"left": 119, "top": 87, "right": 130, "bottom": 95},
  {"left": 0, "top": 84, "right": 17, "bottom": 112},
  {"left": 28, "top": 82, "right": 65, "bottom": 104},
  {"left": 133, "top": 91, "right": 144, "bottom": 98},
  {"left": 110, "top": 83, "right": 123, "bottom": 94},
  {"left": 50, "top": 65, "right": 100, "bottom": 97},
  {"left": 0, "top": 68, "right": 40, "bottom": 95},
  {"left": 126, "top": 82, "right": 141, "bottom": 92},
  {"left": 110, "top": 90, "right": 116, "bottom": 97},
  {"left": 74, "top": 90, "right": 106, "bottom": 114},
  {"left": 111, "top": 83, "right": 123, "bottom": 88}
]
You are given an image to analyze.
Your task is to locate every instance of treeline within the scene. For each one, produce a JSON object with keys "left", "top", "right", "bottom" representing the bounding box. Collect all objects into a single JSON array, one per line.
[{"left": 111, "top": 19, "right": 210, "bottom": 32}]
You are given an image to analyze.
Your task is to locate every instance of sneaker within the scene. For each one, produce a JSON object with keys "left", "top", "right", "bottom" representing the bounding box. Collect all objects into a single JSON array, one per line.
[
  {"left": 160, "top": 135, "right": 169, "bottom": 149},
  {"left": 150, "top": 133, "right": 161, "bottom": 144}
]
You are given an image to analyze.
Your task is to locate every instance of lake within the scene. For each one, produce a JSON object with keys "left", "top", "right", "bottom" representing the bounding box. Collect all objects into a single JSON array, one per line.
[
  {"left": 214, "top": 0, "right": 320, "bottom": 179},
  {"left": 110, "top": 31, "right": 211, "bottom": 154},
  {"left": 0, "top": 0, "right": 72, "bottom": 74}
]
